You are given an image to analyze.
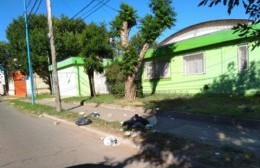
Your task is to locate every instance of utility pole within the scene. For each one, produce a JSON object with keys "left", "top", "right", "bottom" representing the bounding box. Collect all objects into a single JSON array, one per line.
[
  {"left": 46, "top": 0, "right": 62, "bottom": 112},
  {"left": 23, "top": 0, "right": 35, "bottom": 105}
]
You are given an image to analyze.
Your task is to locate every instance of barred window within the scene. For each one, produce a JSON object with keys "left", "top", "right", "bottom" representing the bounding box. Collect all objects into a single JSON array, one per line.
[
  {"left": 145, "top": 60, "right": 170, "bottom": 79},
  {"left": 183, "top": 53, "right": 205, "bottom": 75},
  {"left": 238, "top": 45, "right": 248, "bottom": 71}
]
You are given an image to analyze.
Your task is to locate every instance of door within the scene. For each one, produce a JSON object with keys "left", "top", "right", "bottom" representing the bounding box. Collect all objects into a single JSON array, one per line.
[{"left": 13, "top": 72, "right": 27, "bottom": 96}]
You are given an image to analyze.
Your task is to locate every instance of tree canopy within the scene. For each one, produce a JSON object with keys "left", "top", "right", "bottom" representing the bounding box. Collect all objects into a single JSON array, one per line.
[
  {"left": 81, "top": 22, "right": 114, "bottom": 97},
  {"left": 6, "top": 14, "right": 86, "bottom": 85}
]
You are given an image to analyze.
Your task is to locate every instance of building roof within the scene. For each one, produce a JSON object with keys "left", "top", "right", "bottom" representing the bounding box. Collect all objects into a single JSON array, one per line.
[{"left": 159, "top": 19, "right": 250, "bottom": 46}]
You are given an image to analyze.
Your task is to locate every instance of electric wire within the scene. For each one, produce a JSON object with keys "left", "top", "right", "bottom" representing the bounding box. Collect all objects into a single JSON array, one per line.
[
  {"left": 78, "top": 0, "right": 105, "bottom": 19},
  {"left": 28, "top": 0, "right": 39, "bottom": 16},
  {"left": 70, "top": 0, "right": 96, "bottom": 20},
  {"left": 32, "top": 0, "right": 43, "bottom": 15},
  {"left": 82, "top": 0, "right": 111, "bottom": 20}
]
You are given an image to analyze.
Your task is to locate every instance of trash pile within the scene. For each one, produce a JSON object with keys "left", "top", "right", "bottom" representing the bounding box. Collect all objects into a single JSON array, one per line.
[{"left": 122, "top": 114, "right": 157, "bottom": 131}]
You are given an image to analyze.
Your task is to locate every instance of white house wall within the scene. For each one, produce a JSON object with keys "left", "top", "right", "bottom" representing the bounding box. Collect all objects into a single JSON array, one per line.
[
  {"left": 58, "top": 67, "right": 77, "bottom": 96},
  {"left": 94, "top": 72, "right": 111, "bottom": 94},
  {"left": 26, "top": 73, "right": 50, "bottom": 96}
]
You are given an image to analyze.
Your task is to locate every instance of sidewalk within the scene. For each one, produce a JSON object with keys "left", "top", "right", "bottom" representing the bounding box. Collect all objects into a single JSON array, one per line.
[{"left": 28, "top": 98, "right": 260, "bottom": 155}]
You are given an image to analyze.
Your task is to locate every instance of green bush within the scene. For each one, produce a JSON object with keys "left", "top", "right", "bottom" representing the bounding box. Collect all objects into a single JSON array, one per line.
[
  {"left": 105, "top": 60, "right": 144, "bottom": 98},
  {"left": 112, "top": 82, "right": 125, "bottom": 98}
]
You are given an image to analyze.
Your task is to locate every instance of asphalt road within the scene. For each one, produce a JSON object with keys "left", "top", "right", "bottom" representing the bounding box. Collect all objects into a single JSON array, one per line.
[{"left": 0, "top": 101, "right": 146, "bottom": 168}]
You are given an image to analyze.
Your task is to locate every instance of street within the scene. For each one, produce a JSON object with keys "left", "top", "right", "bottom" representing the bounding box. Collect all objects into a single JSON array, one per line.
[{"left": 0, "top": 101, "right": 145, "bottom": 168}]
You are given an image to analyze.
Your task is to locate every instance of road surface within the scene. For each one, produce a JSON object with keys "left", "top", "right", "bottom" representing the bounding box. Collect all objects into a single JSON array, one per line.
[{"left": 0, "top": 101, "right": 146, "bottom": 168}]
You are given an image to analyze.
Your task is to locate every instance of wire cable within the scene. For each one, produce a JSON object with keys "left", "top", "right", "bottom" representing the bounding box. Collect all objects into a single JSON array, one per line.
[
  {"left": 70, "top": 0, "right": 96, "bottom": 20},
  {"left": 82, "top": 0, "right": 111, "bottom": 20},
  {"left": 32, "top": 0, "right": 43, "bottom": 15},
  {"left": 28, "top": 0, "right": 39, "bottom": 16}
]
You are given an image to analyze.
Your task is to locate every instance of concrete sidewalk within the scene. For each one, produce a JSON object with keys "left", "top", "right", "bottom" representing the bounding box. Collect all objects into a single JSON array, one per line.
[{"left": 26, "top": 98, "right": 260, "bottom": 155}]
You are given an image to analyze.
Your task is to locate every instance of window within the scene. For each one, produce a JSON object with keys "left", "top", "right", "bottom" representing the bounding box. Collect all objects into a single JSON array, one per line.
[
  {"left": 238, "top": 45, "right": 248, "bottom": 71},
  {"left": 145, "top": 60, "right": 170, "bottom": 79},
  {"left": 183, "top": 52, "right": 205, "bottom": 75}
]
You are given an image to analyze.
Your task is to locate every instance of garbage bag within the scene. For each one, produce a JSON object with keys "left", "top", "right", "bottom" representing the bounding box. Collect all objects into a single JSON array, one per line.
[
  {"left": 75, "top": 117, "right": 92, "bottom": 126},
  {"left": 122, "top": 114, "right": 149, "bottom": 130}
]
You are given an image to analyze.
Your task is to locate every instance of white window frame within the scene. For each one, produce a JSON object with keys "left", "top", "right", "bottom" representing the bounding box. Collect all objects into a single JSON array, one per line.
[
  {"left": 183, "top": 52, "right": 205, "bottom": 75},
  {"left": 237, "top": 44, "right": 248, "bottom": 72},
  {"left": 145, "top": 60, "right": 170, "bottom": 80}
]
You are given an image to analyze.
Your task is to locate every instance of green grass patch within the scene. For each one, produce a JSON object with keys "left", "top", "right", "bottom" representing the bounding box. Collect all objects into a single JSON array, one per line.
[
  {"left": 10, "top": 100, "right": 79, "bottom": 121},
  {"left": 27, "top": 93, "right": 55, "bottom": 100},
  {"left": 9, "top": 99, "right": 122, "bottom": 131},
  {"left": 61, "top": 93, "right": 260, "bottom": 120}
]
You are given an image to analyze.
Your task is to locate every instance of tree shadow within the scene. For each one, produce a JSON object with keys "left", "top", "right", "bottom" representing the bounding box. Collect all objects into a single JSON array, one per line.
[
  {"left": 147, "top": 45, "right": 175, "bottom": 95},
  {"left": 207, "top": 61, "right": 260, "bottom": 95}
]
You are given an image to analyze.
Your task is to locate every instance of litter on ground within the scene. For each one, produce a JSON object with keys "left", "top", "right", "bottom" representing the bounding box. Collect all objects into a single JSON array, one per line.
[
  {"left": 102, "top": 136, "right": 118, "bottom": 146},
  {"left": 75, "top": 117, "right": 92, "bottom": 126},
  {"left": 90, "top": 111, "right": 100, "bottom": 117},
  {"left": 122, "top": 114, "right": 157, "bottom": 131}
]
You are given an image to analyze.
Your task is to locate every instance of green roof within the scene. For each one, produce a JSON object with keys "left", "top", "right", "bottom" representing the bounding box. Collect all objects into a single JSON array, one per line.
[
  {"left": 49, "top": 57, "right": 84, "bottom": 71},
  {"left": 145, "top": 23, "right": 260, "bottom": 59}
]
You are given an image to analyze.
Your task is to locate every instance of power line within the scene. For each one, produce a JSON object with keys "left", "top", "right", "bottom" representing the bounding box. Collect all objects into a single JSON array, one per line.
[
  {"left": 82, "top": 0, "right": 111, "bottom": 20},
  {"left": 32, "top": 0, "right": 43, "bottom": 15},
  {"left": 78, "top": 0, "right": 105, "bottom": 19},
  {"left": 101, "top": 1, "right": 118, "bottom": 12},
  {"left": 28, "top": 0, "right": 43, "bottom": 23},
  {"left": 70, "top": 0, "right": 96, "bottom": 20},
  {"left": 28, "top": 0, "right": 39, "bottom": 16}
]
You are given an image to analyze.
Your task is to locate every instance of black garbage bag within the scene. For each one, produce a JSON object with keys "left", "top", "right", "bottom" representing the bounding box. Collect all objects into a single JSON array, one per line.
[
  {"left": 122, "top": 114, "right": 149, "bottom": 130},
  {"left": 75, "top": 117, "right": 92, "bottom": 126}
]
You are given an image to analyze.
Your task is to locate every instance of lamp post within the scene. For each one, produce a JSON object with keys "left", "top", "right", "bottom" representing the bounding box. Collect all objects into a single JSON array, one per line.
[{"left": 23, "top": 0, "right": 35, "bottom": 105}]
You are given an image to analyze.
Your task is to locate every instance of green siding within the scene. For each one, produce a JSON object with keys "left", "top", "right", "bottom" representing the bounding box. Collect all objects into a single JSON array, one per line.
[{"left": 142, "top": 43, "right": 260, "bottom": 95}]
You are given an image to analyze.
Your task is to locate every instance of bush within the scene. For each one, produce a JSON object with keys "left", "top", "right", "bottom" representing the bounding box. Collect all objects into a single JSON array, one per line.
[
  {"left": 105, "top": 60, "right": 144, "bottom": 98},
  {"left": 112, "top": 82, "right": 125, "bottom": 98}
]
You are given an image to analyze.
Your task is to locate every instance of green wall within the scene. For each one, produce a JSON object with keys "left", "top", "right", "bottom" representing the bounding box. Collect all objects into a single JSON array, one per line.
[{"left": 142, "top": 30, "right": 260, "bottom": 95}]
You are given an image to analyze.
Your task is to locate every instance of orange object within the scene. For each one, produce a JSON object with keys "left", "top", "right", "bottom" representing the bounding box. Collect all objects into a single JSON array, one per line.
[{"left": 13, "top": 72, "right": 27, "bottom": 97}]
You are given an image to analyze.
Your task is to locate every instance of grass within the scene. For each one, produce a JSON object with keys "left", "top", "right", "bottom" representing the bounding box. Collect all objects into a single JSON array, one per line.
[
  {"left": 9, "top": 100, "right": 122, "bottom": 131},
  {"left": 62, "top": 93, "right": 260, "bottom": 120},
  {"left": 27, "top": 93, "right": 55, "bottom": 100}
]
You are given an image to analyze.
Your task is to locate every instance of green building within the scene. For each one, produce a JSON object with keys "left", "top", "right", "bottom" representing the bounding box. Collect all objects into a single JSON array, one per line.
[{"left": 141, "top": 19, "right": 260, "bottom": 95}]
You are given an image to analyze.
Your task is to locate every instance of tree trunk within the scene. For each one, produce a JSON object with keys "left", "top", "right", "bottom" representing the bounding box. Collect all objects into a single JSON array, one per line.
[
  {"left": 88, "top": 70, "right": 96, "bottom": 97},
  {"left": 125, "top": 74, "right": 136, "bottom": 101},
  {"left": 120, "top": 21, "right": 129, "bottom": 48},
  {"left": 124, "top": 43, "right": 151, "bottom": 101}
]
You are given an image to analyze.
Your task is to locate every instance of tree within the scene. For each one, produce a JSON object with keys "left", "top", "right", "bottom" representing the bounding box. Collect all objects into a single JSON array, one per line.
[
  {"left": 199, "top": 0, "right": 260, "bottom": 49},
  {"left": 81, "top": 22, "right": 114, "bottom": 97},
  {"left": 54, "top": 15, "right": 86, "bottom": 61},
  {"left": 111, "top": 0, "right": 176, "bottom": 101},
  {"left": 6, "top": 14, "right": 86, "bottom": 92},
  {"left": 0, "top": 41, "right": 11, "bottom": 94},
  {"left": 0, "top": 41, "right": 9, "bottom": 65}
]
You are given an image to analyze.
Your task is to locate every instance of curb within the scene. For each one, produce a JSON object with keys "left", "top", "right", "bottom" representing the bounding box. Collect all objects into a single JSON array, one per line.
[{"left": 42, "top": 113, "right": 142, "bottom": 150}]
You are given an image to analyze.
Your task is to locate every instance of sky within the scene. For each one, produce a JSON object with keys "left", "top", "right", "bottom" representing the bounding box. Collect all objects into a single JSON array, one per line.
[{"left": 0, "top": 0, "right": 249, "bottom": 43}]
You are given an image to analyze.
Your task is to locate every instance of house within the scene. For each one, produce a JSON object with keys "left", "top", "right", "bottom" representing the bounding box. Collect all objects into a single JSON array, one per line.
[
  {"left": 141, "top": 19, "right": 260, "bottom": 95},
  {"left": 49, "top": 57, "right": 110, "bottom": 97}
]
